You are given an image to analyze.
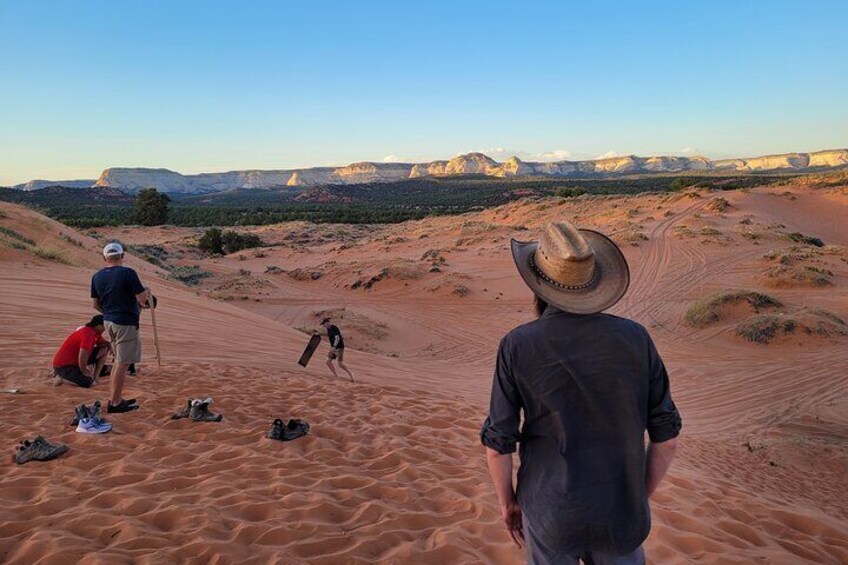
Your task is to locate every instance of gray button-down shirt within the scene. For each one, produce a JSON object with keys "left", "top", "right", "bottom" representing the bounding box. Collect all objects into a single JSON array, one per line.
[{"left": 481, "top": 307, "right": 682, "bottom": 555}]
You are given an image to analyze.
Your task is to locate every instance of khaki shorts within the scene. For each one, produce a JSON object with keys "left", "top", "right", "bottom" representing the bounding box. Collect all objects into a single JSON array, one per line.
[
  {"left": 328, "top": 348, "right": 344, "bottom": 362},
  {"left": 105, "top": 321, "right": 142, "bottom": 365}
]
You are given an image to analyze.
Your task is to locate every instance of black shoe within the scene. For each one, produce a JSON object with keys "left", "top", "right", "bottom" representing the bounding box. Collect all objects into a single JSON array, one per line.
[
  {"left": 89, "top": 400, "right": 103, "bottom": 422},
  {"left": 107, "top": 399, "right": 140, "bottom": 413},
  {"left": 266, "top": 419, "right": 284, "bottom": 441},
  {"left": 69, "top": 404, "right": 90, "bottom": 427},
  {"left": 267, "top": 418, "right": 309, "bottom": 441}
]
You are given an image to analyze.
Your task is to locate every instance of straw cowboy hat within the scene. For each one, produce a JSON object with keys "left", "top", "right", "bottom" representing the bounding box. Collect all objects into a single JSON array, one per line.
[{"left": 511, "top": 221, "right": 630, "bottom": 314}]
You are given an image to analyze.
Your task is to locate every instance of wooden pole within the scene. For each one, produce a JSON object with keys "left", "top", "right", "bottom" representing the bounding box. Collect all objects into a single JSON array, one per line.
[{"left": 150, "top": 297, "right": 162, "bottom": 367}]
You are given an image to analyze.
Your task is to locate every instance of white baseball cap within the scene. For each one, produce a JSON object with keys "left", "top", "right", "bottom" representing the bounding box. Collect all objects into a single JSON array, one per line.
[{"left": 103, "top": 243, "right": 124, "bottom": 257}]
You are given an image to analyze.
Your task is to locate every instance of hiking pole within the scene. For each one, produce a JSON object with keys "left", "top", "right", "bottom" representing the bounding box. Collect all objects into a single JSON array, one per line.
[{"left": 149, "top": 293, "right": 162, "bottom": 367}]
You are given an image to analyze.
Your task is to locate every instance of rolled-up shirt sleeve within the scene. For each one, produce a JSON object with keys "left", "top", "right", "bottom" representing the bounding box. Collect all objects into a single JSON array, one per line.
[
  {"left": 645, "top": 331, "right": 682, "bottom": 443},
  {"left": 481, "top": 336, "right": 523, "bottom": 454}
]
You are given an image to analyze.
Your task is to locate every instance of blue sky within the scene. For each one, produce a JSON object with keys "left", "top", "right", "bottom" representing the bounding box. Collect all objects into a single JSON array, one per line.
[{"left": 1, "top": 0, "right": 846, "bottom": 185}]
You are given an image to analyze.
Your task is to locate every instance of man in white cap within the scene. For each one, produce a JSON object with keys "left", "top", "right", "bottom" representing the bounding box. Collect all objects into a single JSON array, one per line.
[
  {"left": 91, "top": 242, "right": 151, "bottom": 413},
  {"left": 481, "top": 221, "right": 682, "bottom": 564}
]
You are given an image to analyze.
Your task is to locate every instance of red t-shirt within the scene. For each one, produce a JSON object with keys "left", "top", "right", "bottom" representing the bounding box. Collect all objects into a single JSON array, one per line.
[{"left": 52, "top": 326, "right": 105, "bottom": 368}]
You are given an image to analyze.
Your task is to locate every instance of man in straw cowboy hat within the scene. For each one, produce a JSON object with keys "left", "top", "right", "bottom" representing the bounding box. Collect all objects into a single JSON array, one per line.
[{"left": 482, "top": 221, "right": 682, "bottom": 564}]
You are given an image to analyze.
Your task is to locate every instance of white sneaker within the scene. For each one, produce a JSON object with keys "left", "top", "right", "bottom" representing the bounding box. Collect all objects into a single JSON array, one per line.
[{"left": 75, "top": 417, "right": 112, "bottom": 434}]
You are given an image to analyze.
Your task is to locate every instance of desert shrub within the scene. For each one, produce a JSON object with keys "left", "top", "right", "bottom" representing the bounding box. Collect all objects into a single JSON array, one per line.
[
  {"left": 0, "top": 226, "right": 35, "bottom": 246},
  {"left": 168, "top": 265, "right": 211, "bottom": 286},
  {"left": 222, "top": 231, "right": 262, "bottom": 254},
  {"left": 33, "top": 245, "right": 69, "bottom": 264},
  {"left": 736, "top": 315, "right": 796, "bottom": 344},
  {"left": 684, "top": 290, "right": 782, "bottom": 328},
  {"left": 699, "top": 227, "right": 722, "bottom": 236},
  {"left": 198, "top": 227, "right": 224, "bottom": 254},
  {"left": 0, "top": 210, "right": 7, "bottom": 218},
  {"left": 556, "top": 187, "right": 587, "bottom": 198},
  {"left": 763, "top": 265, "right": 833, "bottom": 287},
  {"left": 786, "top": 232, "right": 824, "bottom": 247},
  {"left": 669, "top": 177, "right": 696, "bottom": 192},
  {"left": 453, "top": 284, "right": 471, "bottom": 297},
  {"left": 59, "top": 233, "right": 85, "bottom": 247},
  {"left": 705, "top": 197, "right": 730, "bottom": 213},
  {"left": 128, "top": 244, "right": 169, "bottom": 267},
  {"left": 197, "top": 228, "right": 263, "bottom": 255}
]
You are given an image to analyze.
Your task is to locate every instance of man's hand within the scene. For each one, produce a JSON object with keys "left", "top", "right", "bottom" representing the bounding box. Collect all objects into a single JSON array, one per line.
[
  {"left": 486, "top": 447, "right": 525, "bottom": 549},
  {"left": 501, "top": 499, "right": 525, "bottom": 549}
]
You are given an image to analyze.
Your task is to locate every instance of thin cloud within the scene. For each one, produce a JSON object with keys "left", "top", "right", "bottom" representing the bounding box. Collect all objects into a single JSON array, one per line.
[
  {"left": 382, "top": 155, "right": 402, "bottom": 163},
  {"left": 596, "top": 151, "right": 622, "bottom": 159},
  {"left": 465, "top": 147, "right": 574, "bottom": 162}
]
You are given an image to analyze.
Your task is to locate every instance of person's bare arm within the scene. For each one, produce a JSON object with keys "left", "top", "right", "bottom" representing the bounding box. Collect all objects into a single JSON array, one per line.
[
  {"left": 78, "top": 348, "right": 93, "bottom": 377},
  {"left": 136, "top": 288, "right": 151, "bottom": 309},
  {"left": 92, "top": 298, "right": 103, "bottom": 313},
  {"left": 486, "top": 447, "right": 524, "bottom": 548},
  {"left": 645, "top": 436, "right": 679, "bottom": 498}
]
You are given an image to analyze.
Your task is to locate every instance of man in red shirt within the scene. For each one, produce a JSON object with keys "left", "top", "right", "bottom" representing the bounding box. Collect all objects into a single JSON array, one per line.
[{"left": 52, "top": 315, "right": 112, "bottom": 388}]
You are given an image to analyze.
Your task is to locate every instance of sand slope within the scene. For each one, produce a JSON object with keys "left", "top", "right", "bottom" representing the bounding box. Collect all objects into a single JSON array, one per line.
[{"left": 1, "top": 183, "right": 848, "bottom": 563}]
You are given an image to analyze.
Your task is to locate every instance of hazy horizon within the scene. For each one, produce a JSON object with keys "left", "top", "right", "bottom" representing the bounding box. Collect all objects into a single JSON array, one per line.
[{"left": 2, "top": 0, "right": 847, "bottom": 185}]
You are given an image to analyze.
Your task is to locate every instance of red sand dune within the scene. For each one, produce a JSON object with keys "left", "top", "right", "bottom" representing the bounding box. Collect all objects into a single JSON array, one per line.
[{"left": 1, "top": 182, "right": 847, "bottom": 563}]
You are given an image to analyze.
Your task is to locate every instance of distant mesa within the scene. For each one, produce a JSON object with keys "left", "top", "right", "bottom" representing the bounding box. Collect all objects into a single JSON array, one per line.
[
  {"left": 12, "top": 148, "right": 848, "bottom": 194},
  {"left": 13, "top": 179, "right": 96, "bottom": 191}
]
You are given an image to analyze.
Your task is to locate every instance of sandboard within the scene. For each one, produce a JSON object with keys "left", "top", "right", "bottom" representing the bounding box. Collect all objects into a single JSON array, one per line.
[{"left": 298, "top": 334, "right": 322, "bottom": 367}]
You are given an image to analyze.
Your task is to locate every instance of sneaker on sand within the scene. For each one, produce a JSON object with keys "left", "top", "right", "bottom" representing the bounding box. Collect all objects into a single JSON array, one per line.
[
  {"left": 89, "top": 400, "right": 103, "bottom": 421},
  {"left": 69, "top": 404, "right": 90, "bottom": 427},
  {"left": 266, "top": 419, "right": 284, "bottom": 441},
  {"left": 107, "top": 399, "right": 140, "bottom": 413},
  {"left": 189, "top": 398, "right": 223, "bottom": 422},
  {"left": 266, "top": 418, "right": 309, "bottom": 441},
  {"left": 171, "top": 399, "right": 192, "bottom": 420},
  {"left": 76, "top": 417, "right": 112, "bottom": 434},
  {"left": 13, "top": 436, "right": 68, "bottom": 464}
]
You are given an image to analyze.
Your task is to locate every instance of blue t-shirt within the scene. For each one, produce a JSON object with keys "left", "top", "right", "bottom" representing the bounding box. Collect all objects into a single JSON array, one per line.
[{"left": 90, "top": 266, "right": 145, "bottom": 326}]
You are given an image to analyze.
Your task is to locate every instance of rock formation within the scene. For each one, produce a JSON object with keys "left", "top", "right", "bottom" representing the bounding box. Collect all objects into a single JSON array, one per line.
[{"left": 15, "top": 148, "right": 848, "bottom": 193}]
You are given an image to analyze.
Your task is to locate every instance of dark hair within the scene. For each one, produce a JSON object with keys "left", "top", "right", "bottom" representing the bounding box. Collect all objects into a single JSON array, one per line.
[
  {"left": 320, "top": 317, "right": 331, "bottom": 325},
  {"left": 85, "top": 314, "right": 105, "bottom": 328},
  {"left": 533, "top": 295, "right": 548, "bottom": 318}
]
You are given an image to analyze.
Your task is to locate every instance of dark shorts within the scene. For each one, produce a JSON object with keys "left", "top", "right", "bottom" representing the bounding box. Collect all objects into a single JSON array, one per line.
[
  {"left": 54, "top": 365, "right": 95, "bottom": 388},
  {"left": 328, "top": 347, "right": 345, "bottom": 362}
]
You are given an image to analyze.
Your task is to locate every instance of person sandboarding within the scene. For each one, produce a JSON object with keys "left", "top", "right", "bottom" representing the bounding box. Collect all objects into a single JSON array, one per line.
[
  {"left": 320, "top": 318, "right": 354, "bottom": 382},
  {"left": 91, "top": 243, "right": 151, "bottom": 413},
  {"left": 51, "top": 315, "right": 112, "bottom": 388}
]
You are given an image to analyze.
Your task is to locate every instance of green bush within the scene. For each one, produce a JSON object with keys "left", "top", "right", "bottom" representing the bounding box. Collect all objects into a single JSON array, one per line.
[
  {"left": 198, "top": 227, "right": 263, "bottom": 255},
  {"left": 132, "top": 188, "right": 171, "bottom": 226},
  {"left": 555, "top": 187, "right": 587, "bottom": 198}
]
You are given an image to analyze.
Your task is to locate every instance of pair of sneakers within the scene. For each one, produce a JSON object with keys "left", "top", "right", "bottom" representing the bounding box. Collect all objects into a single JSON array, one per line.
[
  {"left": 171, "top": 397, "right": 223, "bottom": 422},
  {"left": 70, "top": 401, "right": 112, "bottom": 434},
  {"left": 13, "top": 436, "right": 68, "bottom": 464},
  {"left": 266, "top": 418, "right": 310, "bottom": 442}
]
